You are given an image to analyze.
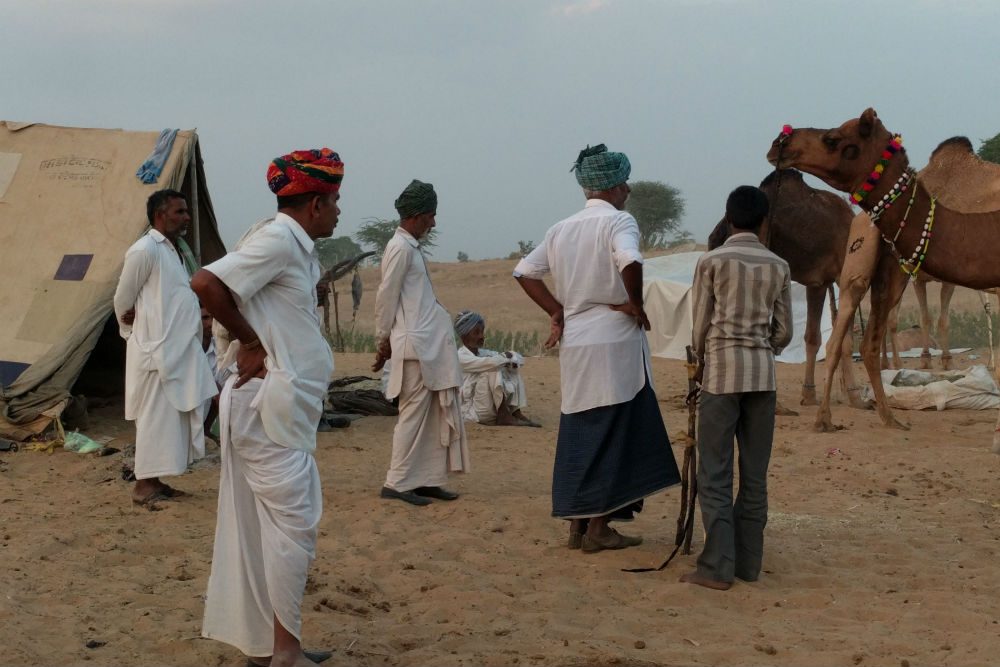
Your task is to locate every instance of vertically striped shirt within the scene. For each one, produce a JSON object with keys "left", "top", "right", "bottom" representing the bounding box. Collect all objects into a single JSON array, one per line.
[{"left": 691, "top": 233, "right": 792, "bottom": 394}]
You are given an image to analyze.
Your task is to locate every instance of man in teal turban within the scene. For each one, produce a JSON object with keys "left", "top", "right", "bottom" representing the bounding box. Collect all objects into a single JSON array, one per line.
[
  {"left": 512, "top": 143, "right": 680, "bottom": 554},
  {"left": 571, "top": 143, "right": 631, "bottom": 192},
  {"left": 394, "top": 179, "right": 437, "bottom": 219},
  {"left": 373, "top": 179, "right": 469, "bottom": 506}
]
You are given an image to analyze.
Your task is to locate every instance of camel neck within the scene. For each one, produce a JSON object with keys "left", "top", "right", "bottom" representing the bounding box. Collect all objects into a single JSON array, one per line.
[{"left": 857, "top": 148, "right": 911, "bottom": 215}]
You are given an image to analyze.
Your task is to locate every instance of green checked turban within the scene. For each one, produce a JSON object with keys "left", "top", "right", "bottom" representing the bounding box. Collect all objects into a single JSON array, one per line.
[
  {"left": 571, "top": 144, "right": 631, "bottom": 191},
  {"left": 394, "top": 179, "right": 438, "bottom": 219}
]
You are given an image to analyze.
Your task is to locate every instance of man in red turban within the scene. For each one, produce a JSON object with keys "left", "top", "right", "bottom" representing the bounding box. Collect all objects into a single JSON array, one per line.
[
  {"left": 266, "top": 148, "right": 344, "bottom": 198},
  {"left": 196, "top": 148, "right": 342, "bottom": 667}
]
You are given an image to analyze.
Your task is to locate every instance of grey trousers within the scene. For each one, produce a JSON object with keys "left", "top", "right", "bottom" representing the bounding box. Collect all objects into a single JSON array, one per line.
[{"left": 695, "top": 390, "right": 776, "bottom": 583}]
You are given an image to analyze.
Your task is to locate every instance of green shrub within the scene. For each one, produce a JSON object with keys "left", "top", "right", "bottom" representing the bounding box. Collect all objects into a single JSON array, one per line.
[{"left": 896, "top": 308, "right": 1000, "bottom": 349}]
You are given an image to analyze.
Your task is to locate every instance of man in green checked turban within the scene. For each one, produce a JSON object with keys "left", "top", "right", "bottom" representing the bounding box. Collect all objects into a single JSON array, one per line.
[
  {"left": 512, "top": 143, "right": 680, "bottom": 555},
  {"left": 372, "top": 179, "right": 469, "bottom": 507},
  {"left": 571, "top": 143, "right": 631, "bottom": 192}
]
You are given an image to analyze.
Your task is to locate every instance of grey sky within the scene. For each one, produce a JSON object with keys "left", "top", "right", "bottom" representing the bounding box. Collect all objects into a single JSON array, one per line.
[{"left": 3, "top": 0, "right": 998, "bottom": 260}]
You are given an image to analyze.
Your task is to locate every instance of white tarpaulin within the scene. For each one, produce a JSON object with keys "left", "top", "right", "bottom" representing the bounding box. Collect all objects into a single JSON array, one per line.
[
  {"left": 642, "top": 251, "right": 833, "bottom": 364},
  {"left": 860, "top": 366, "right": 999, "bottom": 411}
]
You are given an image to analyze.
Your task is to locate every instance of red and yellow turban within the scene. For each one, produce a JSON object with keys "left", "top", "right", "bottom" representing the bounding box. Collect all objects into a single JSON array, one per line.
[{"left": 266, "top": 148, "right": 344, "bottom": 196}]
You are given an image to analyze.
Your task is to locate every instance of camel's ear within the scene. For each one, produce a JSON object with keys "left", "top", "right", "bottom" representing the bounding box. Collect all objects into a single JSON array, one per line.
[{"left": 859, "top": 108, "right": 878, "bottom": 138}]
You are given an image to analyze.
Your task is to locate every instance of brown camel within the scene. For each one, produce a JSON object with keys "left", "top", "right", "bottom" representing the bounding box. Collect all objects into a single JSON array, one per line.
[
  {"left": 767, "top": 108, "right": 1000, "bottom": 440},
  {"left": 708, "top": 169, "right": 861, "bottom": 408}
]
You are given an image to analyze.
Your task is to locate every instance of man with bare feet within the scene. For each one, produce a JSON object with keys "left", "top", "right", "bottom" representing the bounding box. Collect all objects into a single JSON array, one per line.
[
  {"left": 372, "top": 180, "right": 470, "bottom": 507},
  {"left": 194, "top": 149, "right": 342, "bottom": 667},
  {"left": 113, "top": 189, "right": 217, "bottom": 507},
  {"left": 514, "top": 144, "right": 680, "bottom": 553},
  {"left": 680, "top": 185, "right": 792, "bottom": 590},
  {"left": 454, "top": 310, "right": 540, "bottom": 427}
]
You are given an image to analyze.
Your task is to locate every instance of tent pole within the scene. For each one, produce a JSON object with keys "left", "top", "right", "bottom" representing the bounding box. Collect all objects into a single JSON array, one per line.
[{"left": 189, "top": 140, "right": 202, "bottom": 264}]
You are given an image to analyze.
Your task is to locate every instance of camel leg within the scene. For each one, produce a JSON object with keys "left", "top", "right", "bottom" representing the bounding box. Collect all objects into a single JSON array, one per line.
[
  {"left": 800, "top": 285, "right": 825, "bottom": 406},
  {"left": 886, "top": 302, "right": 900, "bottom": 370},
  {"left": 911, "top": 278, "right": 932, "bottom": 369},
  {"left": 937, "top": 282, "right": 956, "bottom": 370},
  {"left": 818, "top": 213, "right": 881, "bottom": 432},
  {"left": 862, "top": 257, "right": 910, "bottom": 431},
  {"left": 826, "top": 284, "right": 863, "bottom": 409},
  {"left": 816, "top": 278, "right": 868, "bottom": 432},
  {"left": 838, "top": 324, "right": 865, "bottom": 408}
]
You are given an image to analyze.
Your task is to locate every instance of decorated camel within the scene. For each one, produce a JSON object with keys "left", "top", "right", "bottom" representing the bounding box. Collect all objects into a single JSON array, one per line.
[
  {"left": 708, "top": 169, "right": 861, "bottom": 408},
  {"left": 767, "top": 109, "right": 1000, "bottom": 446}
]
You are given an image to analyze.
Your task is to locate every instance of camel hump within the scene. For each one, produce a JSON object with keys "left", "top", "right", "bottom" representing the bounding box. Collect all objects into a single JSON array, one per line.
[{"left": 919, "top": 137, "right": 1000, "bottom": 214}]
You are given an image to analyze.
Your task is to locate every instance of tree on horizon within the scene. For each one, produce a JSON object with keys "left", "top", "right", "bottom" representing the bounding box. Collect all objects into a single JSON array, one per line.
[
  {"left": 625, "top": 180, "right": 687, "bottom": 250},
  {"left": 357, "top": 217, "right": 438, "bottom": 262},
  {"left": 978, "top": 132, "right": 1000, "bottom": 164},
  {"left": 314, "top": 235, "right": 362, "bottom": 271}
]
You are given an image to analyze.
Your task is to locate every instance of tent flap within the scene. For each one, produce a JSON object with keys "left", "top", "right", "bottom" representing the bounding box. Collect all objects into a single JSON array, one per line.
[{"left": 0, "top": 122, "right": 223, "bottom": 439}]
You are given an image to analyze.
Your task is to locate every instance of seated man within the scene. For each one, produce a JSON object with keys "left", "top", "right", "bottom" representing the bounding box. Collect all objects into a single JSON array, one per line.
[{"left": 454, "top": 310, "right": 539, "bottom": 427}]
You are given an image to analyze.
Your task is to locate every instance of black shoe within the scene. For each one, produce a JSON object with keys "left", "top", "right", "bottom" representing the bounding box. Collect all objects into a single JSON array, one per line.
[
  {"left": 413, "top": 486, "right": 459, "bottom": 501},
  {"left": 305, "top": 650, "right": 333, "bottom": 663},
  {"left": 324, "top": 414, "right": 352, "bottom": 428},
  {"left": 380, "top": 486, "right": 432, "bottom": 506},
  {"left": 246, "top": 649, "right": 333, "bottom": 667}
]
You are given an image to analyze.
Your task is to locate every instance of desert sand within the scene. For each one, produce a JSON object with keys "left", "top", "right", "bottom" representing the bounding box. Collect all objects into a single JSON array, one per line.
[{"left": 2, "top": 257, "right": 999, "bottom": 667}]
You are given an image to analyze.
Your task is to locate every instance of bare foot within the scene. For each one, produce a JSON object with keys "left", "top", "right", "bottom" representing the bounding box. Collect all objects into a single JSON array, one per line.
[
  {"left": 679, "top": 570, "right": 731, "bottom": 591},
  {"left": 156, "top": 482, "right": 188, "bottom": 498},
  {"left": 774, "top": 401, "right": 798, "bottom": 417},
  {"left": 132, "top": 478, "right": 159, "bottom": 501}
]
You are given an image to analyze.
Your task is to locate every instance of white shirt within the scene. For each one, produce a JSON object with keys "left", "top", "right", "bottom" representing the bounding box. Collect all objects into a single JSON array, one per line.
[
  {"left": 375, "top": 227, "right": 461, "bottom": 399},
  {"left": 113, "top": 229, "right": 217, "bottom": 418},
  {"left": 514, "top": 199, "right": 650, "bottom": 413},
  {"left": 205, "top": 213, "right": 334, "bottom": 452},
  {"left": 457, "top": 346, "right": 510, "bottom": 375}
]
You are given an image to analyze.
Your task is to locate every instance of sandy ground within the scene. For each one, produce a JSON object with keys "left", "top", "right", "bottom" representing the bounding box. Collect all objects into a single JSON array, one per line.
[{"left": 3, "top": 346, "right": 1000, "bottom": 667}]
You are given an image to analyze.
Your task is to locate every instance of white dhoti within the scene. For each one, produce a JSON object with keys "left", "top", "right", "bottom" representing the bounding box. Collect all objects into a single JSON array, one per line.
[
  {"left": 385, "top": 360, "right": 470, "bottom": 492},
  {"left": 132, "top": 372, "right": 205, "bottom": 480},
  {"left": 462, "top": 367, "right": 528, "bottom": 425},
  {"left": 202, "top": 378, "right": 322, "bottom": 656}
]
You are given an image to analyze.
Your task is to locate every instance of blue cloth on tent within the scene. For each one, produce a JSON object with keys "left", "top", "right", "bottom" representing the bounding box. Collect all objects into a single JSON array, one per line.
[{"left": 135, "top": 129, "right": 179, "bottom": 184}]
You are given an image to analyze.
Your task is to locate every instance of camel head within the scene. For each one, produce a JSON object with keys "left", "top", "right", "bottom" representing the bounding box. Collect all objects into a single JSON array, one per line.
[{"left": 766, "top": 108, "right": 898, "bottom": 194}]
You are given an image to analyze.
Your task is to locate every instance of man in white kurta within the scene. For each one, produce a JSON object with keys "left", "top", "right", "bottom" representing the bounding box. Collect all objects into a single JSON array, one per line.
[
  {"left": 514, "top": 144, "right": 680, "bottom": 554},
  {"left": 194, "top": 148, "right": 342, "bottom": 667},
  {"left": 453, "top": 310, "right": 537, "bottom": 427},
  {"left": 113, "top": 189, "right": 217, "bottom": 506},
  {"left": 373, "top": 179, "right": 469, "bottom": 507}
]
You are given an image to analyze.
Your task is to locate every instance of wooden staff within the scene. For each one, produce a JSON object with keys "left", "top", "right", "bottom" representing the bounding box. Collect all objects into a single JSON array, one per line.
[
  {"left": 675, "top": 345, "right": 699, "bottom": 554},
  {"left": 981, "top": 291, "right": 996, "bottom": 371},
  {"left": 333, "top": 283, "right": 343, "bottom": 352}
]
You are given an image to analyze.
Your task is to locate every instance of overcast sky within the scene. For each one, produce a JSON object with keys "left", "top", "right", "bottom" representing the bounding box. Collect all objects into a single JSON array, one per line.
[{"left": 3, "top": 0, "right": 998, "bottom": 260}]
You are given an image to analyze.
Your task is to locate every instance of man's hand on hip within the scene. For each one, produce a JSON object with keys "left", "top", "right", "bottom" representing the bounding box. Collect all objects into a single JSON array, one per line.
[
  {"left": 235, "top": 344, "right": 267, "bottom": 388},
  {"left": 544, "top": 309, "right": 565, "bottom": 349},
  {"left": 610, "top": 301, "right": 651, "bottom": 331}
]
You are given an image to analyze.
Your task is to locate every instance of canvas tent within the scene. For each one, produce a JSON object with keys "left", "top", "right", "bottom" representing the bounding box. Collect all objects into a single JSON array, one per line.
[
  {"left": 643, "top": 251, "right": 834, "bottom": 363},
  {"left": 0, "top": 121, "right": 225, "bottom": 440}
]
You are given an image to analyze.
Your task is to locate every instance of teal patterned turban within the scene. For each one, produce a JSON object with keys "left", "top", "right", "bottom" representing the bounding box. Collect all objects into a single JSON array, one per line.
[{"left": 571, "top": 144, "right": 631, "bottom": 191}]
